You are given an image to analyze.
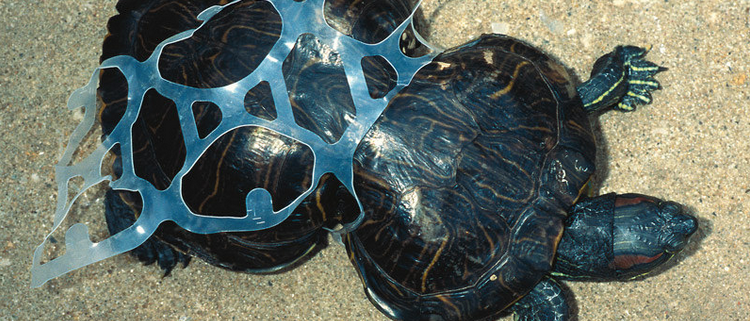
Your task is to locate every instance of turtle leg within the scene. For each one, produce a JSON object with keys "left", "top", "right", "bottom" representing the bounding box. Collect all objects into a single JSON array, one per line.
[
  {"left": 510, "top": 277, "right": 570, "bottom": 321},
  {"left": 104, "top": 189, "right": 191, "bottom": 274},
  {"left": 577, "top": 46, "right": 666, "bottom": 113},
  {"left": 552, "top": 193, "right": 697, "bottom": 280}
]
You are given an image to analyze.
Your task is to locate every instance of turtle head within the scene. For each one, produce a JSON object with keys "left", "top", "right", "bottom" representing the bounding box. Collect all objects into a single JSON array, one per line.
[{"left": 611, "top": 194, "right": 698, "bottom": 278}]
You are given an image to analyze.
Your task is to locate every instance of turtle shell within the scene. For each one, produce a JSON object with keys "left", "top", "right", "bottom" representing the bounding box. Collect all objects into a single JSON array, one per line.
[
  {"left": 345, "top": 35, "right": 596, "bottom": 320},
  {"left": 99, "top": 0, "right": 423, "bottom": 272}
]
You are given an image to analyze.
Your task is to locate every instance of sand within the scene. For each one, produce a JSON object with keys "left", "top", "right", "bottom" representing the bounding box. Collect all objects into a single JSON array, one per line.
[{"left": 1, "top": 0, "right": 748, "bottom": 320}]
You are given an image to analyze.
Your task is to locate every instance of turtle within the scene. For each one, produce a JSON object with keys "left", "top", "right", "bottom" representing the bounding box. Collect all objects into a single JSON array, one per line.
[
  {"left": 342, "top": 35, "right": 699, "bottom": 320},
  {"left": 99, "top": 0, "right": 426, "bottom": 274},
  {"left": 93, "top": 1, "right": 699, "bottom": 321}
]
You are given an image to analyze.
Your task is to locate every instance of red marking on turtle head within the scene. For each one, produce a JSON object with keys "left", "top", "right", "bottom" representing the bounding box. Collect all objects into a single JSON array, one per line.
[
  {"left": 610, "top": 252, "right": 664, "bottom": 270},
  {"left": 615, "top": 195, "right": 655, "bottom": 207}
]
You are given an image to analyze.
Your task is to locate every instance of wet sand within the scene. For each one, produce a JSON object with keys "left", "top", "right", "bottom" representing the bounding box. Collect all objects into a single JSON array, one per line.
[{"left": 1, "top": 0, "right": 748, "bottom": 320}]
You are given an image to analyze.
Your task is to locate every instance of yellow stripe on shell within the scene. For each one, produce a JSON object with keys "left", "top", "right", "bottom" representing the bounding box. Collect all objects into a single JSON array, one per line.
[{"left": 490, "top": 61, "right": 530, "bottom": 99}]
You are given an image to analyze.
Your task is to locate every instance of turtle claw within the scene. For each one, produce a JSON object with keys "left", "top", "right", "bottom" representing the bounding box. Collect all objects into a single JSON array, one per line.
[
  {"left": 130, "top": 235, "right": 191, "bottom": 276},
  {"left": 613, "top": 45, "right": 667, "bottom": 112}
]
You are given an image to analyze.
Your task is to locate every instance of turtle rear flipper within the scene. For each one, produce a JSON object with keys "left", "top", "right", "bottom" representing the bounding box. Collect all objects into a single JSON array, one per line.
[
  {"left": 577, "top": 46, "right": 666, "bottom": 113},
  {"left": 104, "top": 189, "right": 191, "bottom": 275}
]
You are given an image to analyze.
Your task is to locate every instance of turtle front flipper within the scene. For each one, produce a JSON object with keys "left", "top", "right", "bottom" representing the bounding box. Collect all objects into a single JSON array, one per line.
[
  {"left": 577, "top": 46, "right": 666, "bottom": 113},
  {"left": 510, "top": 277, "right": 570, "bottom": 321}
]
